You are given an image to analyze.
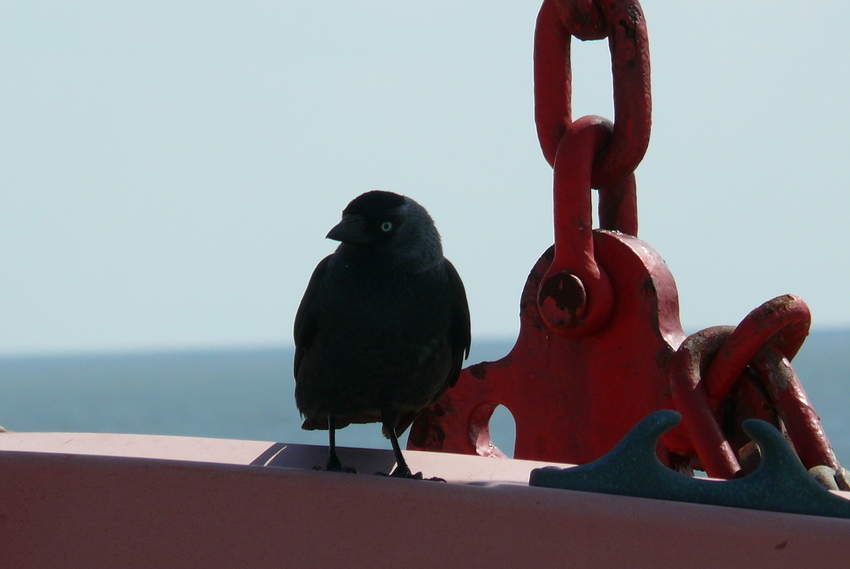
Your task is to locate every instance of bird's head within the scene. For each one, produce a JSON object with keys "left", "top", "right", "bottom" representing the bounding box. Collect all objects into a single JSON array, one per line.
[{"left": 327, "top": 190, "right": 443, "bottom": 267}]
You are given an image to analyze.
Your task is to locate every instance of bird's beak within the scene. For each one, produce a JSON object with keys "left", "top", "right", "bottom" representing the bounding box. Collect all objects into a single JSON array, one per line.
[{"left": 326, "top": 214, "right": 369, "bottom": 244}]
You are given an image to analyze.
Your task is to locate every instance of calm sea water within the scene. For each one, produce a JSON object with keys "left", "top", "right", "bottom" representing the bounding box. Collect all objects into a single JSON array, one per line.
[{"left": 1, "top": 332, "right": 848, "bottom": 466}]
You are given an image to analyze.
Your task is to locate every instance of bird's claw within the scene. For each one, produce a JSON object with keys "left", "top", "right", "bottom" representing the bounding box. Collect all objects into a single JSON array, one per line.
[
  {"left": 391, "top": 468, "right": 422, "bottom": 479},
  {"left": 324, "top": 454, "right": 358, "bottom": 474},
  {"left": 375, "top": 470, "right": 420, "bottom": 479},
  {"left": 375, "top": 469, "right": 445, "bottom": 482},
  {"left": 313, "top": 465, "right": 358, "bottom": 474}
]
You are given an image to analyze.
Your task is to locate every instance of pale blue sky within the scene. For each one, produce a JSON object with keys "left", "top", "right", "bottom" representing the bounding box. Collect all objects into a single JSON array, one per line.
[{"left": 3, "top": 1, "right": 849, "bottom": 354}]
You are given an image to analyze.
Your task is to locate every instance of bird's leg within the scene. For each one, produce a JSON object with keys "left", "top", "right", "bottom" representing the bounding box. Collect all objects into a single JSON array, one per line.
[
  {"left": 325, "top": 416, "right": 356, "bottom": 473},
  {"left": 382, "top": 415, "right": 421, "bottom": 479},
  {"left": 387, "top": 428, "right": 412, "bottom": 477},
  {"left": 326, "top": 416, "right": 343, "bottom": 471}
]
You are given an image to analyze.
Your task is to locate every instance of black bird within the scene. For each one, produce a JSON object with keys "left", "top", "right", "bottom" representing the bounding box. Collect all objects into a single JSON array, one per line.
[{"left": 293, "top": 190, "right": 471, "bottom": 477}]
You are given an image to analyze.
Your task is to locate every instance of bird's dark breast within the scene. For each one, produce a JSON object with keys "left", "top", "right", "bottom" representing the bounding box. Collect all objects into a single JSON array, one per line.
[{"left": 295, "top": 260, "right": 454, "bottom": 428}]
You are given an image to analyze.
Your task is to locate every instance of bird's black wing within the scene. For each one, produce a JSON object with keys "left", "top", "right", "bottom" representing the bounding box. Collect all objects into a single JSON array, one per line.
[
  {"left": 443, "top": 259, "right": 471, "bottom": 388},
  {"left": 293, "top": 255, "right": 331, "bottom": 378}
]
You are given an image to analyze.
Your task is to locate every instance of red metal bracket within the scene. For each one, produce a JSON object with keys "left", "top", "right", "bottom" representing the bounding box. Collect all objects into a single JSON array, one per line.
[{"left": 408, "top": 235, "right": 685, "bottom": 464}]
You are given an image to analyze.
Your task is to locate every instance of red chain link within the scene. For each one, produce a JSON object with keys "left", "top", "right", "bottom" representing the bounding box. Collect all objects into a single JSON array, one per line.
[
  {"left": 534, "top": 0, "right": 651, "bottom": 190},
  {"left": 666, "top": 295, "right": 841, "bottom": 478}
]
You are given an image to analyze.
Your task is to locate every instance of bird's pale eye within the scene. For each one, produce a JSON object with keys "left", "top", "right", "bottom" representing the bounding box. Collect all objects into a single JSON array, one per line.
[{"left": 380, "top": 221, "right": 393, "bottom": 232}]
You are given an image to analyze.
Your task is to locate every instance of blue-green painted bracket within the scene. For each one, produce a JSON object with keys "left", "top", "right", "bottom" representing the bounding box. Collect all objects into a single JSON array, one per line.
[{"left": 528, "top": 410, "right": 850, "bottom": 519}]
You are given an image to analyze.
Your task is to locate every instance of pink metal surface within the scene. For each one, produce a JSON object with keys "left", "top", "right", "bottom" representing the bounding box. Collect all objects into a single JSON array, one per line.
[
  {"left": 0, "top": 431, "right": 553, "bottom": 485},
  {"left": 1, "top": 434, "right": 850, "bottom": 568}
]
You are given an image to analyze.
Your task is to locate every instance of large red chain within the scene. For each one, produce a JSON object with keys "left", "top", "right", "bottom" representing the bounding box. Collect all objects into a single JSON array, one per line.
[{"left": 534, "top": 0, "right": 650, "bottom": 336}]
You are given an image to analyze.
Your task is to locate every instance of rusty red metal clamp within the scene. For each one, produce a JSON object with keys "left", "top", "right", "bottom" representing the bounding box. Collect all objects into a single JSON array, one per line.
[{"left": 409, "top": 0, "right": 843, "bottom": 483}]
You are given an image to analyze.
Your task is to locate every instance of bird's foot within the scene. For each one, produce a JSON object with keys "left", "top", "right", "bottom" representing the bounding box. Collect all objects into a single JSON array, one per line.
[
  {"left": 375, "top": 469, "right": 420, "bottom": 479},
  {"left": 323, "top": 453, "right": 357, "bottom": 474},
  {"left": 375, "top": 467, "right": 445, "bottom": 482},
  {"left": 423, "top": 476, "right": 447, "bottom": 482},
  {"left": 315, "top": 464, "right": 358, "bottom": 474},
  {"left": 390, "top": 466, "right": 422, "bottom": 479}
]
